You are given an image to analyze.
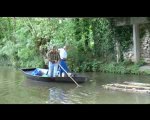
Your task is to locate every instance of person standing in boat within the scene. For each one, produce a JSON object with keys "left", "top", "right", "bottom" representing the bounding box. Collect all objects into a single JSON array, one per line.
[
  {"left": 47, "top": 46, "right": 60, "bottom": 77},
  {"left": 58, "top": 45, "right": 70, "bottom": 77}
]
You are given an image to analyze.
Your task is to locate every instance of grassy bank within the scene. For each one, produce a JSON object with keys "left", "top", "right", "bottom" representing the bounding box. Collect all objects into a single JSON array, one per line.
[{"left": 73, "top": 60, "right": 150, "bottom": 75}]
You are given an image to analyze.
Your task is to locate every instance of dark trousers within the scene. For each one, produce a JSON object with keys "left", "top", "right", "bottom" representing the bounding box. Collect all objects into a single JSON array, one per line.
[{"left": 59, "top": 60, "right": 69, "bottom": 76}]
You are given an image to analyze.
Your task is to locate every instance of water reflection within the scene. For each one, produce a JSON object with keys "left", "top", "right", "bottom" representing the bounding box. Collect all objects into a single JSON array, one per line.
[{"left": 48, "top": 87, "right": 74, "bottom": 104}]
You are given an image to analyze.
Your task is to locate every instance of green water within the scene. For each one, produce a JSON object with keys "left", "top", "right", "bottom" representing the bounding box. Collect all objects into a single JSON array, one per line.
[{"left": 1, "top": 66, "right": 150, "bottom": 104}]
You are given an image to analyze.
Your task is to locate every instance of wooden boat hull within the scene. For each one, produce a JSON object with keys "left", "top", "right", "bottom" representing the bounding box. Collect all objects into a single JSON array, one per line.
[{"left": 21, "top": 68, "right": 87, "bottom": 83}]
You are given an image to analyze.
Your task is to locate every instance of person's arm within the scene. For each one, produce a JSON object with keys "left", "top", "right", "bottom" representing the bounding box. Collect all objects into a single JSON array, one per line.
[
  {"left": 47, "top": 51, "right": 51, "bottom": 61},
  {"left": 58, "top": 48, "right": 61, "bottom": 52},
  {"left": 55, "top": 52, "right": 60, "bottom": 63}
]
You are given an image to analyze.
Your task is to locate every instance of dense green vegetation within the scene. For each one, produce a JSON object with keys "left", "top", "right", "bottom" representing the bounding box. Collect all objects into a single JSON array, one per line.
[{"left": 0, "top": 17, "right": 148, "bottom": 74}]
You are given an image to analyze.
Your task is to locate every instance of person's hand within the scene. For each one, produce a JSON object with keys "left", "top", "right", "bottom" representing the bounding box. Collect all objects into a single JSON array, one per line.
[
  {"left": 68, "top": 73, "right": 71, "bottom": 76},
  {"left": 62, "top": 58, "right": 67, "bottom": 60}
]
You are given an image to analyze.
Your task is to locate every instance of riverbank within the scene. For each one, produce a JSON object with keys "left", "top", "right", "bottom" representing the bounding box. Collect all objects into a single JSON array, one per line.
[
  {"left": 73, "top": 60, "right": 150, "bottom": 75},
  {"left": 139, "top": 64, "right": 150, "bottom": 74}
]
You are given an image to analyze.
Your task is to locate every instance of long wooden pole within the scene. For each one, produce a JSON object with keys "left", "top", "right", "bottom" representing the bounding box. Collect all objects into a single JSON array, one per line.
[{"left": 59, "top": 64, "right": 80, "bottom": 87}]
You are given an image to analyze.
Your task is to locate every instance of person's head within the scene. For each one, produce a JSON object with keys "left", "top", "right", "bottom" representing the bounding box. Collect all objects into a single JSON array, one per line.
[
  {"left": 63, "top": 45, "right": 69, "bottom": 50},
  {"left": 52, "top": 46, "right": 57, "bottom": 51},
  {"left": 49, "top": 45, "right": 57, "bottom": 51}
]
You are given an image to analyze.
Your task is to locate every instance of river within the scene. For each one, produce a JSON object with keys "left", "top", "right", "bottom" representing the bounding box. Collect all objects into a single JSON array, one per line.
[{"left": 0, "top": 66, "right": 150, "bottom": 104}]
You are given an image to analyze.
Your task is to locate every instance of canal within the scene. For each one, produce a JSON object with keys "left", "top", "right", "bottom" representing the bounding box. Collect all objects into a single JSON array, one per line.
[{"left": 0, "top": 66, "right": 150, "bottom": 104}]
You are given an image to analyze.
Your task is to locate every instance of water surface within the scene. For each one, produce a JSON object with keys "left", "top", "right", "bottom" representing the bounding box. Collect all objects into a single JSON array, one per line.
[{"left": 0, "top": 66, "right": 150, "bottom": 104}]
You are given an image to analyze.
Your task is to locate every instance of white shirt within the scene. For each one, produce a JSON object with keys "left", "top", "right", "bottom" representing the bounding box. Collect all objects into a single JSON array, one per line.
[{"left": 58, "top": 48, "right": 67, "bottom": 59}]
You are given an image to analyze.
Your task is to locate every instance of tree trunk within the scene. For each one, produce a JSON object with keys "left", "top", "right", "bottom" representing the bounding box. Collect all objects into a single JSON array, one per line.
[{"left": 116, "top": 40, "right": 121, "bottom": 63}]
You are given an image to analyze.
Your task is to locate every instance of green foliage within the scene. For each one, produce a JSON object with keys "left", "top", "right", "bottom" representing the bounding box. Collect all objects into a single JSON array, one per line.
[
  {"left": 109, "top": 20, "right": 132, "bottom": 62},
  {"left": 0, "top": 17, "right": 148, "bottom": 76},
  {"left": 91, "top": 18, "right": 115, "bottom": 60},
  {"left": 0, "top": 18, "right": 75, "bottom": 68},
  {"left": 73, "top": 59, "right": 142, "bottom": 75},
  {"left": 139, "top": 23, "right": 150, "bottom": 38},
  {"left": 0, "top": 54, "right": 11, "bottom": 66},
  {"left": 122, "top": 60, "right": 134, "bottom": 66},
  {"left": 114, "top": 63, "right": 127, "bottom": 74},
  {"left": 142, "top": 70, "right": 150, "bottom": 75},
  {"left": 136, "top": 59, "right": 146, "bottom": 67},
  {"left": 101, "top": 62, "right": 115, "bottom": 73},
  {"left": 91, "top": 60, "right": 103, "bottom": 72},
  {"left": 126, "top": 64, "right": 140, "bottom": 74},
  {"left": 114, "top": 25, "right": 132, "bottom": 52}
]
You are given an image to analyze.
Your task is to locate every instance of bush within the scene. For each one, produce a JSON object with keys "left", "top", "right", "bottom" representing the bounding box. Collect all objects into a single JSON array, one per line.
[{"left": 136, "top": 59, "right": 146, "bottom": 67}]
